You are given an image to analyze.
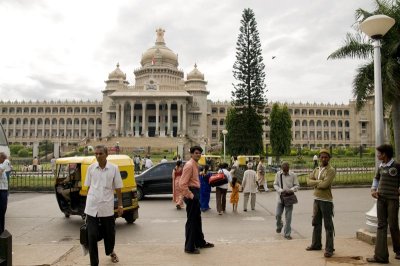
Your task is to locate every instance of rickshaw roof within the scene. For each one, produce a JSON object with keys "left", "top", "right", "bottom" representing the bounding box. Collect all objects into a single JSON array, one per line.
[
  {"left": 237, "top": 155, "right": 260, "bottom": 159},
  {"left": 201, "top": 155, "right": 221, "bottom": 158},
  {"left": 56, "top": 155, "right": 133, "bottom": 166}
]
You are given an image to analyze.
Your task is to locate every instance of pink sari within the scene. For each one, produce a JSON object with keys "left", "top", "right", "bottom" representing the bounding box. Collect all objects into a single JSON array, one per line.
[{"left": 172, "top": 167, "right": 184, "bottom": 208}]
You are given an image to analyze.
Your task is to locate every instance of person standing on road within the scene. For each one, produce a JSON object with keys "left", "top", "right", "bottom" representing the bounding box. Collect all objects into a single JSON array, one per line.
[
  {"left": 367, "top": 144, "right": 400, "bottom": 264},
  {"left": 257, "top": 157, "right": 269, "bottom": 192},
  {"left": 84, "top": 145, "right": 124, "bottom": 265},
  {"left": 32, "top": 156, "right": 39, "bottom": 172},
  {"left": 242, "top": 162, "right": 258, "bottom": 212},
  {"left": 0, "top": 152, "right": 9, "bottom": 234},
  {"left": 199, "top": 165, "right": 212, "bottom": 212},
  {"left": 145, "top": 156, "right": 153, "bottom": 169},
  {"left": 215, "top": 163, "right": 232, "bottom": 215},
  {"left": 306, "top": 149, "right": 336, "bottom": 258},
  {"left": 172, "top": 160, "right": 184, "bottom": 209},
  {"left": 179, "top": 146, "right": 214, "bottom": 254},
  {"left": 273, "top": 162, "right": 299, "bottom": 240}
]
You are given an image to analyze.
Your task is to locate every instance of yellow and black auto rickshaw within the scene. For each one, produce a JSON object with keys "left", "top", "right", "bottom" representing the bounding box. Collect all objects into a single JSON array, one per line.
[
  {"left": 198, "top": 154, "right": 221, "bottom": 172},
  {"left": 54, "top": 155, "right": 139, "bottom": 223}
]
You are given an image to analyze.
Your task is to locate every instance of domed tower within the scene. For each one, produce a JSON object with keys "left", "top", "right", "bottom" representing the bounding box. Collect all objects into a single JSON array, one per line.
[
  {"left": 185, "top": 64, "right": 209, "bottom": 140},
  {"left": 102, "top": 63, "right": 129, "bottom": 137},
  {"left": 134, "top": 28, "right": 185, "bottom": 91}
]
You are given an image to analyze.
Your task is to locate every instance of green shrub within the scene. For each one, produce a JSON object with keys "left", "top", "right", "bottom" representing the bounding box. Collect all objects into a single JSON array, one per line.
[
  {"left": 344, "top": 150, "right": 355, "bottom": 156},
  {"left": 17, "top": 148, "right": 29, "bottom": 157},
  {"left": 10, "top": 143, "right": 25, "bottom": 155}
]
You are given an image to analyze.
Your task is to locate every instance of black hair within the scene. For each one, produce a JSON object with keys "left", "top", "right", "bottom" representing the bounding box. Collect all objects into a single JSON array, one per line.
[
  {"left": 204, "top": 164, "right": 210, "bottom": 172},
  {"left": 190, "top": 145, "right": 203, "bottom": 154},
  {"left": 376, "top": 144, "right": 394, "bottom": 159},
  {"left": 231, "top": 177, "right": 238, "bottom": 187},
  {"left": 176, "top": 160, "right": 182, "bottom": 167}
]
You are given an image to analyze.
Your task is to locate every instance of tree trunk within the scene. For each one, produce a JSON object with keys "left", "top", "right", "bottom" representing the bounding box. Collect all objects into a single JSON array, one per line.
[{"left": 391, "top": 101, "right": 400, "bottom": 161}]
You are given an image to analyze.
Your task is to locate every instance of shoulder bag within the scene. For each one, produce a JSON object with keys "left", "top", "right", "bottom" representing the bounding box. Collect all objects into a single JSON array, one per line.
[
  {"left": 209, "top": 170, "right": 228, "bottom": 187},
  {"left": 280, "top": 173, "right": 298, "bottom": 207}
]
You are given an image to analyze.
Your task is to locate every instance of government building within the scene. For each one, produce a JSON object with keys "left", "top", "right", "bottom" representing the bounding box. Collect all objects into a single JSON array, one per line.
[{"left": 0, "top": 29, "right": 390, "bottom": 154}]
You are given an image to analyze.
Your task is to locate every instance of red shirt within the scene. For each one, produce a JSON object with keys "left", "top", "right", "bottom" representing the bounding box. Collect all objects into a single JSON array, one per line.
[{"left": 179, "top": 158, "right": 200, "bottom": 199}]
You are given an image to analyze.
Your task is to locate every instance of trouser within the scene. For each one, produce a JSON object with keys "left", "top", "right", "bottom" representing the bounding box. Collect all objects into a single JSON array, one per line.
[
  {"left": 216, "top": 187, "right": 227, "bottom": 213},
  {"left": 184, "top": 187, "right": 206, "bottom": 251},
  {"left": 0, "top": 190, "right": 8, "bottom": 234},
  {"left": 374, "top": 197, "right": 400, "bottom": 261},
  {"left": 243, "top": 192, "right": 256, "bottom": 210},
  {"left": 311, "top": 200, "right": 334, "bottom": 253},
  {"left": 87, "top": 215, "right": 116, "bottom": 266},
  {"left": 33, "top": 165, "right": 37, "bottom": 172},
  {"left": 276, "top": 202, "right": 293, "bottom": 237}
]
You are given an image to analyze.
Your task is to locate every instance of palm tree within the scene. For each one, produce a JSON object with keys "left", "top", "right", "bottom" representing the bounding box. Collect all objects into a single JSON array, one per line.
[{"left": 328, "top": 0, "right": 400, "bottom": 160}]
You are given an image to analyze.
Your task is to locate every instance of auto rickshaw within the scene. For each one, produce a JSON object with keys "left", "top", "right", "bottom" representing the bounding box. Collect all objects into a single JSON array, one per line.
[
  {"left": 54, "top": 155, "right": 139, "bottom": 223},
  {"left": 198, "top": 154, "right": 221, "bottom": 172}
]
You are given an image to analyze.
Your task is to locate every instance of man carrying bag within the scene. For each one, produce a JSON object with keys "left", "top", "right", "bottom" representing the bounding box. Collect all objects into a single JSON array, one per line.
[{"left": 273, "top": 162, "right": 299, "bottom": 240}]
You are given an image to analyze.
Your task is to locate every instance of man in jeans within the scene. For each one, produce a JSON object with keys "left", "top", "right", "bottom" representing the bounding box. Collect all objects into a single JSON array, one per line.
[
  {"left": 367, "top": 144, "right": 400, "bottom": 264},
  {"left": 273, "top": 162, "right": 299, "bottom": 240},
  {"left": 306, "top": 149, "right": 336, "bottom": 258}
]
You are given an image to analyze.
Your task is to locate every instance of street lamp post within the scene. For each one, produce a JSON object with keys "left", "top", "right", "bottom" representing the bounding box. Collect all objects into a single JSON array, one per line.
[
  {"left": 359, "top": 14, "right": 395, "bottom": 233},
  {"left": 222, "top": 129, "right": 228, "bottom": 162}
]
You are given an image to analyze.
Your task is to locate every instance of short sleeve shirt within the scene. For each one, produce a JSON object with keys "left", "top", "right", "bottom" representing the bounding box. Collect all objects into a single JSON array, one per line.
[
  {"left": 0, "top": 163, "right": 8, "bottom": 190},
  {"left": 84, "top": 161, "right": 123, "bottom": 217}
]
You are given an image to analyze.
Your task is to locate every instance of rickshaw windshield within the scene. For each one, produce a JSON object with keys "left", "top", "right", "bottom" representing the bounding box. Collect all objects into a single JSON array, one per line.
[{"left": 56, "top": 163, "right": 80, "bottom": 180}]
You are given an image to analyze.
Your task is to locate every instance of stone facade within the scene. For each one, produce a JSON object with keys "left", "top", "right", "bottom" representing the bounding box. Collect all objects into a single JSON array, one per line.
[{"left": 0, "top": 29, "right": 389, "bottom": 150}]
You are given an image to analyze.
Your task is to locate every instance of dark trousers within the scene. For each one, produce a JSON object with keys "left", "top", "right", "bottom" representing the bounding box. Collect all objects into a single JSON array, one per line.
[
  {"left": 311, "top": 200, "right": 334, "bottom": 253},
  {"left": 374, "top": 197, "right": 400, "bottom": 261},
  {"left": 216, "top": 187, "right": 227, "bottom": 213},
  {"left": 0, "top": 190, "right": 7, "bottom": 234},
  {"left": 87, "top": 215, "right": 116, "bottom": 266},
  {"left": 184, "top": 188, "right": 206, "bottom": 251}
]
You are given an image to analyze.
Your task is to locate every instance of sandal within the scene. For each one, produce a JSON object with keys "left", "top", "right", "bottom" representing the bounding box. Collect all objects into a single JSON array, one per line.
[{"left": 110, "top": 252, "right": 119, "bottom": 263}]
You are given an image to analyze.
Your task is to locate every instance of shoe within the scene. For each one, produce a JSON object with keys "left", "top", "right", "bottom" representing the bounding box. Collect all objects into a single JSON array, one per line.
[
  {"left": 200, "top": 242, "right": 214, "bottom": 248},
  {"left": 324, "top": 251, "right": 333, "bottom": 258},
  {"left": 243, "top": 209, "right": 247, "bottom": 212},
  {"left": 284, "top": 235, "right": 292, "bottom": 240},
  {"left": 176, "top": 205, "right": 181, "bottom": 210},
  {"left": 306, "top": 246, "right": 322, "bottom": 251},
  {"left": 218, "top": 212, "right": 222, "bottom": 215},
  {"left": 396, "top": 253, "right": 400, "bottom": 260},
  {"left": 366, "top": 257, "right": 389, "bottom": 264},
  {"left": 276, "top": 228, "right": 282, "bottom": 233},
  {"left": 251, "top": 208, "right": 255, "bottom": 211},
  {"left": 185, "top": 249, "right": 200, "bottom": 254}
]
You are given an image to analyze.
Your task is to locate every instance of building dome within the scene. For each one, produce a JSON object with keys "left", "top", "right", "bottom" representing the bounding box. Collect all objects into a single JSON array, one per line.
[
  {"left": 187, "top": 63, "right": 204, "bottom": 80},
  {"left": 140, "top": 28, "right": 179, "bottom": 68},
  {"left": 108, "top": 63, "right": 127, "bottom": 80}
]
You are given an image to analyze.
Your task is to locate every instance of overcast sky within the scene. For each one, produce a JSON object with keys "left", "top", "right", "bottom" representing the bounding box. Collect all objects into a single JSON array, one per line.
[{"left": 0, "top": 0, "right": 376, "bottom": 104}]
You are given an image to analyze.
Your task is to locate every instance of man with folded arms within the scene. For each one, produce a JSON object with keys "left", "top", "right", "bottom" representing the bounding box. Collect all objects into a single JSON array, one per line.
[
  {"left": 306, "top": 149, "right": 335, "bottom": 258},
  {"left": 179, "top": 146, "right": 214, "bottom": 254}
]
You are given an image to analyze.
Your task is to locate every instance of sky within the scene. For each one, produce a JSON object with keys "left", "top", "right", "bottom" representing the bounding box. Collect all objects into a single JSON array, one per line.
[{"left": 0, "top": 0, "right": 377, "bottom": 104}]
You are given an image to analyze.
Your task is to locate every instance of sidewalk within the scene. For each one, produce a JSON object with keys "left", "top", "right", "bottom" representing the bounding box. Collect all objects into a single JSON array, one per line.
[{"left": 13, "top": 237, "right": 400, "bottom": 266}]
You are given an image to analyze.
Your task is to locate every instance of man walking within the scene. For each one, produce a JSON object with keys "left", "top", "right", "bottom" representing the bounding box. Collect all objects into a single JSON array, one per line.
[
  {"left": 0, "top": 152, "right": 9, "bottom": 234},
  {"left": 273, "top": 162, "right": 299, "bottom": 240},
  {"left": 179, "top": 146, "right": 214, "bottom": 254},
  {"left": 84, "top": 145, "right": 124, "bottom": 265},
  {"left": 257, "top": 157, "right": 268, "bottom": 192},
  {"left": 242, "top": 162, "right": 258, "bottom": 212},
  {"left": 367, "top": 144, "right": 400, "bottom": 264},
  {"left": 306, "top": 149, "right": 335, "bottom": 258}
]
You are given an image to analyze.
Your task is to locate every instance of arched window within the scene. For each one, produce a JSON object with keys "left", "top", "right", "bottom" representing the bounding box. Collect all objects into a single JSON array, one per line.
[
  {"left": 330, "top": 110, "right": 335, "bottom": 116},
  {"left": 317, "top": 120, "right": 322, "bottom": 127},
  {"left": 295, "top": 120, "right": 300, "bottom": 126},
  {"left": 302, "top": 120, "right": 308, "bottom": 127},
  {"left": 323, "top": 120, "right": 329, "bottom": 127},
  {"left": 219, "top": 108, "right": 225, "bottom": 114},
  {"left": 309, "top": 120, "right": 315, "bottom": 127},
  {"left": 309, "top": 109, "right": 315, "bottom": 115},
  {"left": 212, "top": 119, "right": 217, "bottom": 126},
  {"left": 219, "top": 119, "right": 225, "bottom": 126},
  {"left": 330, "top": 121, "right": 336, "bottom": 127},
  {"left": 345, "top": 120, "right": 350, "bottom": 127}
]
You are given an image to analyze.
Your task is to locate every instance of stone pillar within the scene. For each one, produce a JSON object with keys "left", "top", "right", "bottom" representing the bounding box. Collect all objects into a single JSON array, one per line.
[
  {"left": 177, "top": 102, "right": 181, "bottom": 134},
  {"left": 155, "top": 101, "right": 160, "bottom": 136},
  {"left": 116, "top": 103, "right": 120, "bottom": 136},
  {"left": 53, "top": 142, "right": 60, "bottom": 158},
  {"left": 33, "top": 142, "right": 39, "bottom": 158},
  {"left": 131, "top": 102, "right": 135, "bottom": 136},
  {"left": 167, "top": 102, "right": 172, "bottom": 137},
  {"left": 142, "top": 101, "right": 147, "bottom": 137},
  {"left": 182, "top": 102, "right": 187, "bottom": 135},
  {"left": 121, "top": 104, "right": 125, "bottom": 136}
]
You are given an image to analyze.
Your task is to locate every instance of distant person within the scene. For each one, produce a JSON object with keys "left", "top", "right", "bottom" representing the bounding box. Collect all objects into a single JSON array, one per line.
[
  {"left": 3, "top": 156, "right": 12, "bottom": 183},
  {"left": 242, "top": 162, "right": 257, "bottom": 212},
  {"left": 84, "top": 145, "right": 123, "bottom": 265},
  {"left": 179, "top": 146, "right": 214, "bottom": 254},
  {"left": 367, "top": 144, "right": 400, "bottom": 264},
  {"left": 0, "top": 152, "right": 9, "bottom": 234},
  {"left": 257, "top": 157, "right": 268, "bottom": 192},
  {"left": 172, "top": 160, "right": 184, "bottom": 209},
  {"left": 160, "top": 156, "right": 168, "bottom": 163},
  {"left": 83, "top": 146, "right": 89, "bottom": 156},
  {"left": 230, "top": 177, "right": 240, "bottom": 212},
  {"left": 32, "top": 156, "right": 39, "bottom": 172},
  {"left": 134, "top": 155, "right": 141, "bottom": 172},
  {"left": 50, "top": 156, "right": 57, "bottom": 174},
  {"left": 313, "top": 154, "right": 318, "bottom": 169},
  {"left": 145, "top": 156, "right": 153, "bottom": 169},
  {"left": 199, "top": 165, "right": 212, "bottom": 212},
  {"left": 215, "top": 163, "right": 232, "bottom": 215},
  {"left": 306, "top": 149, "right": 336, "bottom": 258},
  {"left": 273, "top": 162, "right": 299, "bottom": 240}
]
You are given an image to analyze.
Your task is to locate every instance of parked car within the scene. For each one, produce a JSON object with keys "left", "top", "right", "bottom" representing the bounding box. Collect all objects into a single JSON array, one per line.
[{"left": 135, "top": 161, "right": 185, "bottom": 200}]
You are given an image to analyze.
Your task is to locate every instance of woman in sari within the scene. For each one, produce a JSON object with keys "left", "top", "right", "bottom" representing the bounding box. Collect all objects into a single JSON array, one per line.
[{"left": 172, "top": 160, "right": 184, "bottom": 209}]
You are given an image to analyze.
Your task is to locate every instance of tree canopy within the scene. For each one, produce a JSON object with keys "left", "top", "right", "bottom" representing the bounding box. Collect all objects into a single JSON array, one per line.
[{"left": 269, "top": 103, "right": 292, "bottom": 161}]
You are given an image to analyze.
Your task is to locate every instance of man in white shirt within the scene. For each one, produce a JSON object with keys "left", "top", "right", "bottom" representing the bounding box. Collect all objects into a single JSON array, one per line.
[
  {"left": 145, "top": 156, "right": 153, "bottom": 169},
  {"left": 160, "top": 156, "right": 168, "bottom": 163},
  {"left": 0, "top": 152, "right": 9, "bottom": 234},
  {"left": 84, "top": 145, "right": 124, "bottom": 265}
]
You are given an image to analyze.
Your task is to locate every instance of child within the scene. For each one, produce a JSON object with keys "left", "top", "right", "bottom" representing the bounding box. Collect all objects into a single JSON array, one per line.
[{"left": 230, "top": 177, "right": 240, "bottom": 212}]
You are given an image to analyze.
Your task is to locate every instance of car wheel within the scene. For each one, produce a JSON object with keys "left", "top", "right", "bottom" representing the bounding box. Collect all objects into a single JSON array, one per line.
[
  {"left": 124, "top": 210, "right": 136, "bottom": 224},
  {"left": 137, "top": 186, "right": 144, "bottom": 201}
]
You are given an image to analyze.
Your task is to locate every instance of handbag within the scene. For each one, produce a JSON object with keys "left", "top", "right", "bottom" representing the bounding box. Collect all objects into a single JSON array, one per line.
[
  {"left": 280, "top": 173, "right": 298, "bottom": 207},
  {"left": 209, "top": 170, "right": 228, "bottom": 187},
  {"left": 80, "top": 217, "right": 103, "bottom": 247}
]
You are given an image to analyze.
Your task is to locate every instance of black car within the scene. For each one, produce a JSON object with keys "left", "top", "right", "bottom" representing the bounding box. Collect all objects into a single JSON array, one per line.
[{"left": 135, "top": 161, "right": 185, "bottom": 200}]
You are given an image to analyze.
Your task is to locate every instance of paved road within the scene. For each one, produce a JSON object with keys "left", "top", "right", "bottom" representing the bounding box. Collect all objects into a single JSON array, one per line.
[{"left": 5, "top": 188, "right": 383, "bottom": 265}]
